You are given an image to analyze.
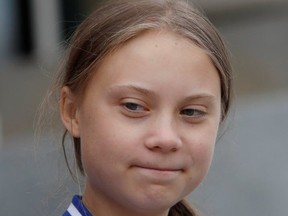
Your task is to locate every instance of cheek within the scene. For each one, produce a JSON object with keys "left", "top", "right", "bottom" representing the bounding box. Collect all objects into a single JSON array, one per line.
[
  {"left": 188, "top": 142, "right": 215, "bottom": 191},
  {"left": 80, "top": 130, "right": 123, "bottom": 181},
  {"left": 78, "top": 111, "right": 135, "bottom": 172},
  {"left": 77, "top": 111, "right": 109, "bottom": 166},
  {"left": 187, "top": 124, "right": 218, "bottom": 171},
  {"left": 194, "top": 139, "right": 215, "bottom": 168}
]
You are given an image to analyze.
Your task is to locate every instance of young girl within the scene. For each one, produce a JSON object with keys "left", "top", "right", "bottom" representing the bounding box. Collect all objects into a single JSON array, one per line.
[{"left": 53, "top": 0, "right": 232, "bottom": 215}]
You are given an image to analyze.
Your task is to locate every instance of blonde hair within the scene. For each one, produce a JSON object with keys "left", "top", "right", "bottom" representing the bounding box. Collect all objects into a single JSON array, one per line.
[{"left": 51, "top": 0, "right": 232, "bottom": 215}]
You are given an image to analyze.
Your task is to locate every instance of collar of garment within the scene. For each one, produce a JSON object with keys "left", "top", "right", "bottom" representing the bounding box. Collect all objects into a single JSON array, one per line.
[{"left": 63, "top": 195, "right": 93, "bottom": 216}]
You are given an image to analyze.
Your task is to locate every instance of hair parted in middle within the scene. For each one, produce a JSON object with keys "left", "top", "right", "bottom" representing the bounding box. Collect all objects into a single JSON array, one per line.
[
  {"left": 56, "top": 0, "right": 232, "bottom": 215},
  {"left": 61, "top": 0, "right": 232, "bottom": 121}
]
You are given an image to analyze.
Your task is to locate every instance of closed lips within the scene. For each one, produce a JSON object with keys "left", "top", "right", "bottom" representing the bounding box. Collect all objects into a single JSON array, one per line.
[{"left": 134, "top": 165, "right": 183, "bottom": 172}]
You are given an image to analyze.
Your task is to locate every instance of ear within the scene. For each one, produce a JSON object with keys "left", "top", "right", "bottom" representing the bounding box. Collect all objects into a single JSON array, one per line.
[{"left": 60, "top": 86, "right": 80, "bottom": 137}]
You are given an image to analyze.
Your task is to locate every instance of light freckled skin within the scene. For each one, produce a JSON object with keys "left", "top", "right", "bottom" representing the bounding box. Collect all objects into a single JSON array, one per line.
[{"left": 61, "top": 30, "right": 221, "bottom": 216}]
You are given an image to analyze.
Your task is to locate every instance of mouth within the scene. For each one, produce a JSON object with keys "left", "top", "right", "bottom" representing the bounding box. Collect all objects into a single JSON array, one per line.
[
  {"left": 135, "top": 166, "right": 182, "bottom": 172},
  {"left": 132, "top": 165, "right": 183, "bottom": 181}
]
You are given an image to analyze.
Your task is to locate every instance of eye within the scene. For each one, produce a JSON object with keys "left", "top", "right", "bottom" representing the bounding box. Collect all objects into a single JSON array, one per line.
[
  {"left": 180, "top": 108, "right": 205, "bottom": 117},
  {"left": 122, "top": 102, "right": 146, "bottom": 112},
  {"left": 120, "top": 100, "right": 149, "bottom": 118}
]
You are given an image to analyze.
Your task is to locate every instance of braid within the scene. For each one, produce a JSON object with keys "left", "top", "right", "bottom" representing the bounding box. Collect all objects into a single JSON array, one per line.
[{"left": 169, "top": 200, "right": 198, "bottom": 216}]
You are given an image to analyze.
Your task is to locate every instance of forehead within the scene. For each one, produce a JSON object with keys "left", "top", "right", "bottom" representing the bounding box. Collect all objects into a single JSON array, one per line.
[
  {"left": 116, "top": 30, "right": 205, "bottom": 58},
  {"left": 100, "top": 30, "right": 212, "bottom": 74},
  {"left": 83, "top": 30, "right": 220, "bottom": 99}
]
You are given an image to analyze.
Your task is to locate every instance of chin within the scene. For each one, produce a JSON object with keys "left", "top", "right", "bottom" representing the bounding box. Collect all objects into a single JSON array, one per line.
[{"left": 128, "top": 190, "right": 182, "bottom": 214}]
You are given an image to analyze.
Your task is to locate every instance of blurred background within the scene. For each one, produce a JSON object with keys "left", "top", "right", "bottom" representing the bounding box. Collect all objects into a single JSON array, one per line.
[{"left": 0, "top": 0, "right": 287, "bottom": 215}]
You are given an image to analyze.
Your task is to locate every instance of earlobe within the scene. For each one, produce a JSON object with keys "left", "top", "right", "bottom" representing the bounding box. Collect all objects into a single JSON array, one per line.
[{"left": 60, "top": 86, "right": 81, "bottom": 137}]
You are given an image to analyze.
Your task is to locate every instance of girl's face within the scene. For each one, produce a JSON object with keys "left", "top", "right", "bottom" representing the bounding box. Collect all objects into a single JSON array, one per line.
[{"left": 62, "top": 31, "right": 221, "bottom": 216}]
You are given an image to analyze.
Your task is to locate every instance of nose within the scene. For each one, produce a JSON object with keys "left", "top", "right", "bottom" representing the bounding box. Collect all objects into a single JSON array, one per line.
[{"left": 144, "top": 117, "right": 182, "bottom": 153}]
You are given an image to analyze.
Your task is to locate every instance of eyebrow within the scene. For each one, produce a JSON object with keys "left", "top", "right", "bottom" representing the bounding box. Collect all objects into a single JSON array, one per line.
[
  {"left": 182, "top": 94, "right": 217, "bottom": 103},
  {"left": 181, "top": 95, "right": 219, "bottom": 110},
  {"left": 107, "top": 84, "right": 158, "bottom": 98},
  {"left": 107, "top": 84, "right": 218, "bottom": 103}
]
